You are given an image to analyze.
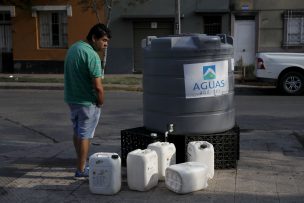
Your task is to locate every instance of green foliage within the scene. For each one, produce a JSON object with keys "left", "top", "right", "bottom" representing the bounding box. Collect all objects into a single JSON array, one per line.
[
  {"left": 0, "top": 76, "right": 63, "bottom": 83},
  {"left": 127, "top": 0, "right": 150, "bottom": 6},
  {"left": 243, "top": 65, "right": 256, "bottom": 80},
  {"left": 78, "top": 0, "right": 105, "bottom": 11},
  {"left": 78, "top": 0, "right": 150, "bottom": 8},
  {"left": 235, "top": 64, "right": 256, "bottom": 81},
  {"left": 103, "top": 76, "right": 141, "bottom": 85},
  {"left": 0, "top": 75, "right": 142, "bottom": 86}
]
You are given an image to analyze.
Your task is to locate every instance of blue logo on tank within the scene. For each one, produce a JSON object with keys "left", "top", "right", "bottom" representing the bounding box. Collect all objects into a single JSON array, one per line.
[{"left": 202, "top": 65, "right": 216, "bottom": 80}]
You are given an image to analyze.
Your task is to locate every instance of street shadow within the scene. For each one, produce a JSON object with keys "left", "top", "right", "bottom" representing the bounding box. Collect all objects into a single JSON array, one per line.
[
  {"left": 236, "top": 115, "right": 304, "bottom": 131},
  {"left": 235, "top": 86, "right": 280, "bottom": 96},
  {"left": 0, "top": 157, "right": 76, "bottom": 180},
  {"left": 1, "top": 177, "right": 304, "bottom": 202}
]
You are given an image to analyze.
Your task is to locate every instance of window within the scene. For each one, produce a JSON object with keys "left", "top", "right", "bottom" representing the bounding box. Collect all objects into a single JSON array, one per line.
[
  {"left": 203, "top": 16, "right": 222, "bottom": 35},
  {"left": 0, "top": 12, "right": 11, "bottom": 23},
  {"left": 284, "top": 10, "right": 304, "bottom": 46},
  {"left": 0, "top": 12, "right": 12, "bottom": 51},
  {"left": 38, "top": 11, "right": 67, "bottom": 48}
]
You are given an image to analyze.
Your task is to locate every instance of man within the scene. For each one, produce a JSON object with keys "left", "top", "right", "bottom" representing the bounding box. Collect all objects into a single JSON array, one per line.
[{"left": 64, "top": 23, "right": 111, "bottom": 179}]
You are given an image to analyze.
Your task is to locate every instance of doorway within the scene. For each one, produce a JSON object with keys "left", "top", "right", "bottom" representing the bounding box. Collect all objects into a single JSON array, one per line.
[{"left": 234, "top": 19, "right": 256, "bottom": 66}]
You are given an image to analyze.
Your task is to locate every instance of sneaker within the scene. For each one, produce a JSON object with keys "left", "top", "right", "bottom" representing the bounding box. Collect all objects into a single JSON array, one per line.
[{"left": 74, "top": 169, "right": 89, "bottom": 180}]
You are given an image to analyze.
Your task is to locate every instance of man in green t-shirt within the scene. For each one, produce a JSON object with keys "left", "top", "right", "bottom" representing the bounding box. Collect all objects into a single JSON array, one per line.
[{"left": 64, "top": 24, "right": 111, "bottom": 179}]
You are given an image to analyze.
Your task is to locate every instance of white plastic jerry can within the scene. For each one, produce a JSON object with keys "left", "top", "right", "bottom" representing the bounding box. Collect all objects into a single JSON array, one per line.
[
  {"left": 89, "top": 152, "right": 121, "bottom": 195},
  {"left": 187, "top": 141, "right": 214, "bottom": 179},
  {"left": 127, "top": 149, "right": 158, "bottom": 191},
  {"left": 147, "top": 142, "right": 176, "bottom": 180},
  {"left": 165, "top": 162, "right": 208, "bottom": 194}
]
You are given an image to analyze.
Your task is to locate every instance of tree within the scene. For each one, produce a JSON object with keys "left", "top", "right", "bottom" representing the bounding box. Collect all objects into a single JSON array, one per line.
[
  {"left": 78, "top": 0, "right": 151, "bottom": 26},
  {"left": 0, "top": 0, "right": 33, "bottom": 11},
  {"left": 78, "top": 0, "right": 115, "bottom": 73},
  {"left": 78, "top": 0, "right": 156, "bottom": 72},
  {"left": 78, "top": 0, "right": 114, "bottom": 26}
]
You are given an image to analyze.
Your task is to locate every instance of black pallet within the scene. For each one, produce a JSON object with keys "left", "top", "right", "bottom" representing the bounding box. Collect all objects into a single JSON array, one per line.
[
  {"left": 121, "top": 125, "right": 240, "bottom": 169},
  {"left": 121, "top": 127, "right": 165, "bottom": 166},
  {"left": 167, "top": 125, "right": 240, "bottom": 169},
  {"left": 185, "top": 125, "right": 239, "bottom": 169}
]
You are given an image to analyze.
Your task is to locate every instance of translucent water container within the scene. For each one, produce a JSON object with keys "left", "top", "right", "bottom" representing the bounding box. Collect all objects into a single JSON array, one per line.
[
  {"left": 165, "top": 162, "right": 208, "bottom": 194},
  {"left": 127, "top": 149, "right": 158, "bottom": 191},
  {"left": 147, "top": 142, "right": 176, "bottom": 180},
  {"left": 89, "top": 152, "right": 121, "bottom": 195},
  {"left": 187, "top": 141, "right": 214, "bottom": 179}
]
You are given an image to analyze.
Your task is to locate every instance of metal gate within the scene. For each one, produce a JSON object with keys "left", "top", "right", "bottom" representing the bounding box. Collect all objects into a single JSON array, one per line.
[
  {"left": 133, "top": 20, "right": 173, "bottom": 73},
  {"left": 0, "top": 12, "right": 13, "bottom": 73}
]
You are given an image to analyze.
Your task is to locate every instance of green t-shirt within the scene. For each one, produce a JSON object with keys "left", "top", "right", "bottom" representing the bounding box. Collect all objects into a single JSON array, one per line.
[{"left": 64, "top": 41, "right": 103, "bottom": 106}]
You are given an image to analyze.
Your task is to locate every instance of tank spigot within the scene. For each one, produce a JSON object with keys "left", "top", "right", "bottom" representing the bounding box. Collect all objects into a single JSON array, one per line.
[
  {"left": 168, "top": 124, "right": 174, "bottom": 133},
  {"left": 165, "top": 123, "right": 174, "bottom": 142},
  {"left": 150, "top": 133, "right": 157, "bottom": 137}
]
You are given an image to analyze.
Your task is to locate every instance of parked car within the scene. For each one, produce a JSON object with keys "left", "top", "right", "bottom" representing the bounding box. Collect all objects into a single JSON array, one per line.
[{"left": 255, "top": 52, "right": 304, "bottom": 95}]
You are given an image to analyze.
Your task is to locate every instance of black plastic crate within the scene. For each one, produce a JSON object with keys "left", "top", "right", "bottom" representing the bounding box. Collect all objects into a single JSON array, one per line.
[
  {"left": 168, "top": 125, "right": 240, "bottom": 169},
  {"left": 121, "top": 125, "right": 240, "bottom": 169},
  {"left": 121, "top": 127, "right": 165, "bottom": 166}
]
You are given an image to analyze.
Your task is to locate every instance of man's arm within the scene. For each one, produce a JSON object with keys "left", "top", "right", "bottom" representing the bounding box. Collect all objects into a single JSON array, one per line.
[{"left": 92, "top": 77, "right": 104, "bottom": 106}]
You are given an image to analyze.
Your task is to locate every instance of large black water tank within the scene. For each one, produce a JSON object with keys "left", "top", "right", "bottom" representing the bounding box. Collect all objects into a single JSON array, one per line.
[{"left": 143, "top": 34, "right": 235, "bottom": 134}]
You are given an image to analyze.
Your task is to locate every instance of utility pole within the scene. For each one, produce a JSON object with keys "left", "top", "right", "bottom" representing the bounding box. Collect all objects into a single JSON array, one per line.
[{"left": 174, "top": 0, "right": 181, "bottom": 35}]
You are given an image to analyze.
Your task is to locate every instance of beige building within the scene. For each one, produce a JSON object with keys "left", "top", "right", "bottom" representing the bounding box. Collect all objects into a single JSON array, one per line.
[{"left": 231, "top": 0, "right": 304, "bottom": 66}]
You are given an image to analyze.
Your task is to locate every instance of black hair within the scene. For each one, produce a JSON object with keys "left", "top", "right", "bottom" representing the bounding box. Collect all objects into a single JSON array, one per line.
[{"left": 86, "top": 23, "right": 112, "bottom": 42}]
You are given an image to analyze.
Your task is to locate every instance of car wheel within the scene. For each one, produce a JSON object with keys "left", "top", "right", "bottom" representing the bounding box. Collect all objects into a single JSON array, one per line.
[{"left": 279, "top": 71, "right": 304, "bottom": 95}]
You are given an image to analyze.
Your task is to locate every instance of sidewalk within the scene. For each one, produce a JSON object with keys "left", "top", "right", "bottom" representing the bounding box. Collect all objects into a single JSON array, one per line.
[
  {"left": 1, "top": 129, "right": 303, "bottom": 202},
  {"left": 0, "top": 73, "right": 143, "bottom": 91},
  {"left": 0, "top": 73, "right": 275, "bottom": 91}
]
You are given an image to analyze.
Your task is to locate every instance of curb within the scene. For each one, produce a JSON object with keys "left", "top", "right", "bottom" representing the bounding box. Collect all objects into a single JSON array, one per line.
[
  {"left": 0, "top": 83, "right": 143, "bottom": 91},
  {"left": 0, "top": 83, "right": 274, "bottom": 91}
]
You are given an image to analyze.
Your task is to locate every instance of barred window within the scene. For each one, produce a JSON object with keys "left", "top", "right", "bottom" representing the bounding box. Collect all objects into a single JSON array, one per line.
[
  {"left": 203, "top": 16, "right": 222, "bottom": 35},
  {"left": 283, "top": 10, "right": 304, "bottom": 46},
  {"left": 38, "top": 11, "right": 67, "bottom": 48}
]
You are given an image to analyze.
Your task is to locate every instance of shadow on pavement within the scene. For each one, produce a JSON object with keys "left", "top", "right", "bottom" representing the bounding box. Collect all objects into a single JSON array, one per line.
[{"left": 235, "top": 86, "right": 280, "bottom": 96}]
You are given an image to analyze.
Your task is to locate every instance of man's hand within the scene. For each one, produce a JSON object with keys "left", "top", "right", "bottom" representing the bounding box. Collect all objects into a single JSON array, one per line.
[{"left": 92, "top": 77, "right": 104, "bottom": 106}]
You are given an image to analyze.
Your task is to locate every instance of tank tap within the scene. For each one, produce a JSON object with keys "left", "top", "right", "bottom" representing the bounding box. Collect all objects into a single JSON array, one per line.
[{"left": 165, "top": 123, "right": 174, "bottom": 142}]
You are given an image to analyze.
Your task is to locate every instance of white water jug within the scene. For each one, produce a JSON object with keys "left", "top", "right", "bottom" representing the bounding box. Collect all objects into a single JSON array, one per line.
[
  {"left": 187, "top": 141, "right": 214, "bottom": 179},
  {"left": 148, "top": 142, "right": 176, "bottom": 180},
  {"left": 89, "top": 152, "right": 121, "bottom": 195},
  {"left": 165, "top": 162, "right": 208, "bottom": 194},
  {"left": 127, "top": 149, "right": 158, "bottom": 191}
]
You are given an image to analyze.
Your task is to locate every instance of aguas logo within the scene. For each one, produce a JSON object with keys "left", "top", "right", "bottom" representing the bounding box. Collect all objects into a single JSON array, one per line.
[
  {"left": 183, "top": 60, "right": 229, "bottom": 98},
  {"left": 203, "top": 65, "right": 216, "bottom": 80},
  {"left": 192, "top": 63, "right": 225, "bottom": 92}
]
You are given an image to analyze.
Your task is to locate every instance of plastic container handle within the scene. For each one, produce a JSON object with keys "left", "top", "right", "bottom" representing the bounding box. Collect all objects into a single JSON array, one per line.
[{"left": 200, "top": 144, "right": 208, "bottom": 149}]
